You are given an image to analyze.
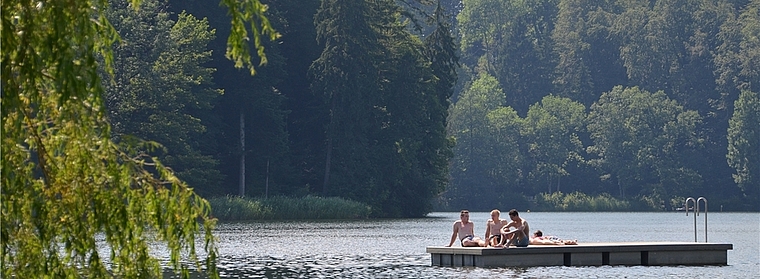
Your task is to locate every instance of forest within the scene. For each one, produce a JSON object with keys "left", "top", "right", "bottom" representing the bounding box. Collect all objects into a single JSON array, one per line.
[{"left": 99, "top": 0, "right": 758, "bottom": 215}]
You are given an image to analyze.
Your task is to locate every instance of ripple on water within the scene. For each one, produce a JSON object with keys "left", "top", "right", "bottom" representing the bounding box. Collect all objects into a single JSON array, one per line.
[{"left": 164, "top": 212, "right": 759, "bottom": 278}]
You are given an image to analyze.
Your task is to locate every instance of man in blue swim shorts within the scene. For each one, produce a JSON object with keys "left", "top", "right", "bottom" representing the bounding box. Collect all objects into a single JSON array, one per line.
[{"left": 496, "top": 209, "right": 530, "bottom": 248}]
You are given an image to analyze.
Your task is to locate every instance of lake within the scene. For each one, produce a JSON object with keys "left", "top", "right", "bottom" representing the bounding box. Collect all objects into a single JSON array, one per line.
[{"left": 167, "top": 212, "right": 759, "bottom": 278}]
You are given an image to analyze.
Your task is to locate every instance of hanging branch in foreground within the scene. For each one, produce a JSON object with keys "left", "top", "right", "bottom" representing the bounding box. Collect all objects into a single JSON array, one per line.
[{"left": 1, "top": 0, "right": 277, "bottom": 278}]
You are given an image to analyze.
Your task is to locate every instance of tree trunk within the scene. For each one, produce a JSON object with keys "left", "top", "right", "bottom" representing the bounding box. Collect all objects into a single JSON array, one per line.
[
  {"left": 322, "top": 137, "right": 332, "bottom": 194},
  {"left": 322, "top": 97, "right": 336, "bottom": 195},
  {"left": 239, "top": 111, "right": 245, "bottom": 196},
  {"left": 618, "top": 180, "right": 625, "bottom": 199}
]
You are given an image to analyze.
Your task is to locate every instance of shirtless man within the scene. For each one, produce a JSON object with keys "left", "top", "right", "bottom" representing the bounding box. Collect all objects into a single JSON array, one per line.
[
  {"left": 530, "top": 230, "right": 578, "bottom": 245},
  {"left": 496, "top": 209, "right": 530, "bottom": 248},
  {"left": 484, "top": 209, "right": 509, "bottom": 247},
  {"left": 446, "top": 210, "right": 486, "bottom": 247}
]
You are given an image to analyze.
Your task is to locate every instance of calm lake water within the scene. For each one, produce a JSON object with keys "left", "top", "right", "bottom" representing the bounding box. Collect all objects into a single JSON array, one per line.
[{"left": 168, "top": 212, "right": 759, "bottom": 278}]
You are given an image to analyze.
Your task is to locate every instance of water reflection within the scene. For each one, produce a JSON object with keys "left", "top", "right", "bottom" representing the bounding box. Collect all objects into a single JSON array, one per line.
[{"left": 217, "top": 255, "right": 426, "bottom": 278}]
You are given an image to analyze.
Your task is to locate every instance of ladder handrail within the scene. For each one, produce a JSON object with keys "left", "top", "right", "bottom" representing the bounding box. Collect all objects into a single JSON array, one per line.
[
  {"left": 685, "top": 197, "right": 697, "bottom": 242},
  {"left": 697, "top": 197, "right": 707, "bottom": 242},
  {"left": 685, "top": 197, "right": 708, "bottom": 243}
]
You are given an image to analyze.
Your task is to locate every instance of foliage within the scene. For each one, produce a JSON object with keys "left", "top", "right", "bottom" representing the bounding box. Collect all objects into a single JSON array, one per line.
[
  {"left": 445, "top": 0, "right": 758, "bottom": 210},
  {"left": 447, "top": 73, "right": 512, "bottom": 208},
  {"left": 311, "top": 0, "right": 385, "bottom": 201},
  {"left": 727, "top": 90, "right": 760, "bottom": 204},
  {"left": 208, "top": 196, "right": 273, "bottom": 220},
  {"left": 104, "top": 0, "right": 224, "bottom": 196},
  {"left": 485, "top": 107, "right": 526, "bottom": 195},
  {"left": 715, "top": 0, "right": 760, "bottom": 94},
  {"left": 161, "top": 0, "right": 759, "bottom": 212},
  {"left": 272, "top": 0, "right": 327, "bottom": 191},
  {"left": 457, "top": 0, "right": 558, "bottom": 114},
  {"left": 587, "top": 86, "right": 703, "bottom": 206},
  {"left": 208, "top": 195, "right": 372, "bottom": 220},
  {"left": 535, "top": 192, "right": 632, "bottom": 211},
  {"left": 1, "top": 0, "right": 276, "bottom": 278},
  {"left": 219, "top": 0, "right": 279, "bottom": 75},
  {"left": 310, "top": 0, "right": 455, "bottom": 217},
  {"left": 521, "top": 96, "right": 586, "bottom": 194},
  {"left": 551, "top": 0, "right": 593, "bottom": 104},
  {"left": 163, "top": 0, "right": 297, "bottom": 198}
]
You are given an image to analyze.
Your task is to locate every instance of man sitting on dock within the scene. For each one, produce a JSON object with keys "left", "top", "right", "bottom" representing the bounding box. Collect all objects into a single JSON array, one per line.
[
  {"left": 496, "top": 209, "right": 530, "bottom": 248},
  {"left": 446, "top": 210, "right": 486, "bottom": 247},
  {"left": 485, "top": 209, "right": 509, "bottom": 247}
]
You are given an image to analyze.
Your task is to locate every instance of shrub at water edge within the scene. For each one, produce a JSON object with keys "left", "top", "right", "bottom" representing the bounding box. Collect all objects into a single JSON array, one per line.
[
  {"left": 535, "top": 192, "right": 632, "bottom": 211},
  {"left": 208, "top": 195, "right": 372, "bottom": 221}
]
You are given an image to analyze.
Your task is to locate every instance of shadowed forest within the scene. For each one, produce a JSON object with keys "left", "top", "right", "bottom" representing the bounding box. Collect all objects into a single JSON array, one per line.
[
  {"left": 3, "top": 1, "right": 757, "bottom": 277},
  {"left": 102, "top": 0, "right": 758, "bottom": 214}
]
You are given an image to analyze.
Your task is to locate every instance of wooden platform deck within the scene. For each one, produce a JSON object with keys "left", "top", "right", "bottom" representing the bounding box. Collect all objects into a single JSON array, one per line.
[{"left": 427, "top": 242, "right": 733, "bottom": 267}]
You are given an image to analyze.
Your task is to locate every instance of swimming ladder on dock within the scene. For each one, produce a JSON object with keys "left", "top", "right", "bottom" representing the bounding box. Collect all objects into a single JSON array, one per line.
[{"left": 426, "top": 242, "right": 733, "bottom": 267}]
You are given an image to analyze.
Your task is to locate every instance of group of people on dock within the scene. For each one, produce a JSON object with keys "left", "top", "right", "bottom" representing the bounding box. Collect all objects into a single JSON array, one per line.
[{"left": 446, "top": 209, "right": 577, "bottom": 248}]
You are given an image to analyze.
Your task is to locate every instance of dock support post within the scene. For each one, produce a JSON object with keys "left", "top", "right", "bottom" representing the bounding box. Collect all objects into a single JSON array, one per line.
[{"left": 641, "top": 251, "right": 649, "bottom": 266}]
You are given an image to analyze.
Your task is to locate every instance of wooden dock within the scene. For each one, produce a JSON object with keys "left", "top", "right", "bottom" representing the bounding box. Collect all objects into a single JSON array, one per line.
[{"left": 427, "top": 242, "right": 733, "bottom": 267}]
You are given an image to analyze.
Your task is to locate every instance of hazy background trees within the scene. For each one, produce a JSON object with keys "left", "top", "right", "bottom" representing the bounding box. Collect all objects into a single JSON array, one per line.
[
  {"left": 727, "top": 90, "right": 760, "bottom": 207},
  {"left": 444, "top": 0, "right": 757, "bottom": 211},
  {"left": 42, "top": 0, "right": 759, "bottom": 215}
]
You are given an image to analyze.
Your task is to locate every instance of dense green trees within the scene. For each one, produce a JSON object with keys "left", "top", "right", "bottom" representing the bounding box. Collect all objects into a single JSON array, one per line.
[
  {"left": 104, "top": 0, "right": 224, "bottom": 196},
  {"left": 443, "top": 0, "right": 757, "bottom": 211},
  {"left": 587, "top": 86, "right": 702, "bottom": 206},
  {"left": 155, "top": 0, "right": 759, "bottom": 212},
  {"left": 522, "top": 96, "right": 586, "bottom": 194},
  {"left": 448, "top": 73, "right": 511, "bottom": 208},
  {"left": 8, "top": 5, "right": 757, "bottom": 271},
  {"left": 164, "top": 0, "right": 298, "bottom": 199},
  {"left": 727, "top": 90, "right": 760, "bottom": 206},
  {"left": 153, "top": 0, "right": 459, "bottom": 216},
  {"left": 312, "top": 0, "right": 382, "bottom": 199},
  {"left": 2, "top": 0, "right": 275, "bottom": 277},
  {"left": 458, "top": 0, "right": 557, "bottom": 114},
  {"left": 308, "top": 0, "right": 456, "bottom": 217}
]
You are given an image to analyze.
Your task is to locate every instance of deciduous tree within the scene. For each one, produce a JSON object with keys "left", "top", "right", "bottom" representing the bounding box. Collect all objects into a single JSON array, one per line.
[
  {"left": 587, "top": 86, "right": 702, "bottom": 206},
  {"left": 1, "top": 0, "right": 276, "bottom": 277},
  {"left": 447, "top": 73, "right": 508, "bottom": 208},
  {"left": 727, "top": 90, "right": 760, "bottom": 204},
  {"left": 105, "top": 0, "right": 224, "bottom": 196},
  {"left": 522, "top": 95, "right": 586, "bottom": 194}
]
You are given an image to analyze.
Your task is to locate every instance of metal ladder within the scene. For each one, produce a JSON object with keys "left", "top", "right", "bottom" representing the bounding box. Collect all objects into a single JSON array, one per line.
[{"left": 684, "top": 197, "right": 707, "bottom": 242}]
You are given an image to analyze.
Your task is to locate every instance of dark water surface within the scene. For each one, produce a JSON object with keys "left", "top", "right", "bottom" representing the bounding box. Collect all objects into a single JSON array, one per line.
[{"left": 172, "top": 212, "right": 759, "bottom": 278}]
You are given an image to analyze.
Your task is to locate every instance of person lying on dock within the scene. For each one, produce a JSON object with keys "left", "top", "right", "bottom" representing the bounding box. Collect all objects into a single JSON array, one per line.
[
  {"left": 495, "top": 209, "right": 530, "bottom": 248},
  {"left": 485, "top": 209, "right": 509, "bottom": 247},
  {"left": 530, "top": 230, "right": 578, "bottom": 245},
  {"left": 446, "top": 210, "right": 486, "bottom": 247}
]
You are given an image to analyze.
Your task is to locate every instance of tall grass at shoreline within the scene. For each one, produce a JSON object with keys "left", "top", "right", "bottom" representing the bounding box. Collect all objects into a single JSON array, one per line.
[
  {"left": 208, "top": 195, "right": 372, "bottom": 221},
  {"left": 535, "top": 192, "right": 632, "bottom": 211}
]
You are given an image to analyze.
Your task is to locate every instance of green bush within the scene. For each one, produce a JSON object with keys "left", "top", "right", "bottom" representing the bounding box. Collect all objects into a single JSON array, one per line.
[
  {"left": 534, "top": 191, "right": 632, "bottom": 211},
  {"left": 208, "top": 195, "right": 274, "bottom": 220},
  {"left": 208, "top": 195, "right": 371, "bottom": 221}
]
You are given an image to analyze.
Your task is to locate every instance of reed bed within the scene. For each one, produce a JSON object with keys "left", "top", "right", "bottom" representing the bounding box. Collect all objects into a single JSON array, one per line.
[
  {"left": 208, "top": 195, "right": 371, "bottom": 221},
  {"left": 535, "top": 192, "right": 632, "bottom": 211}
]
